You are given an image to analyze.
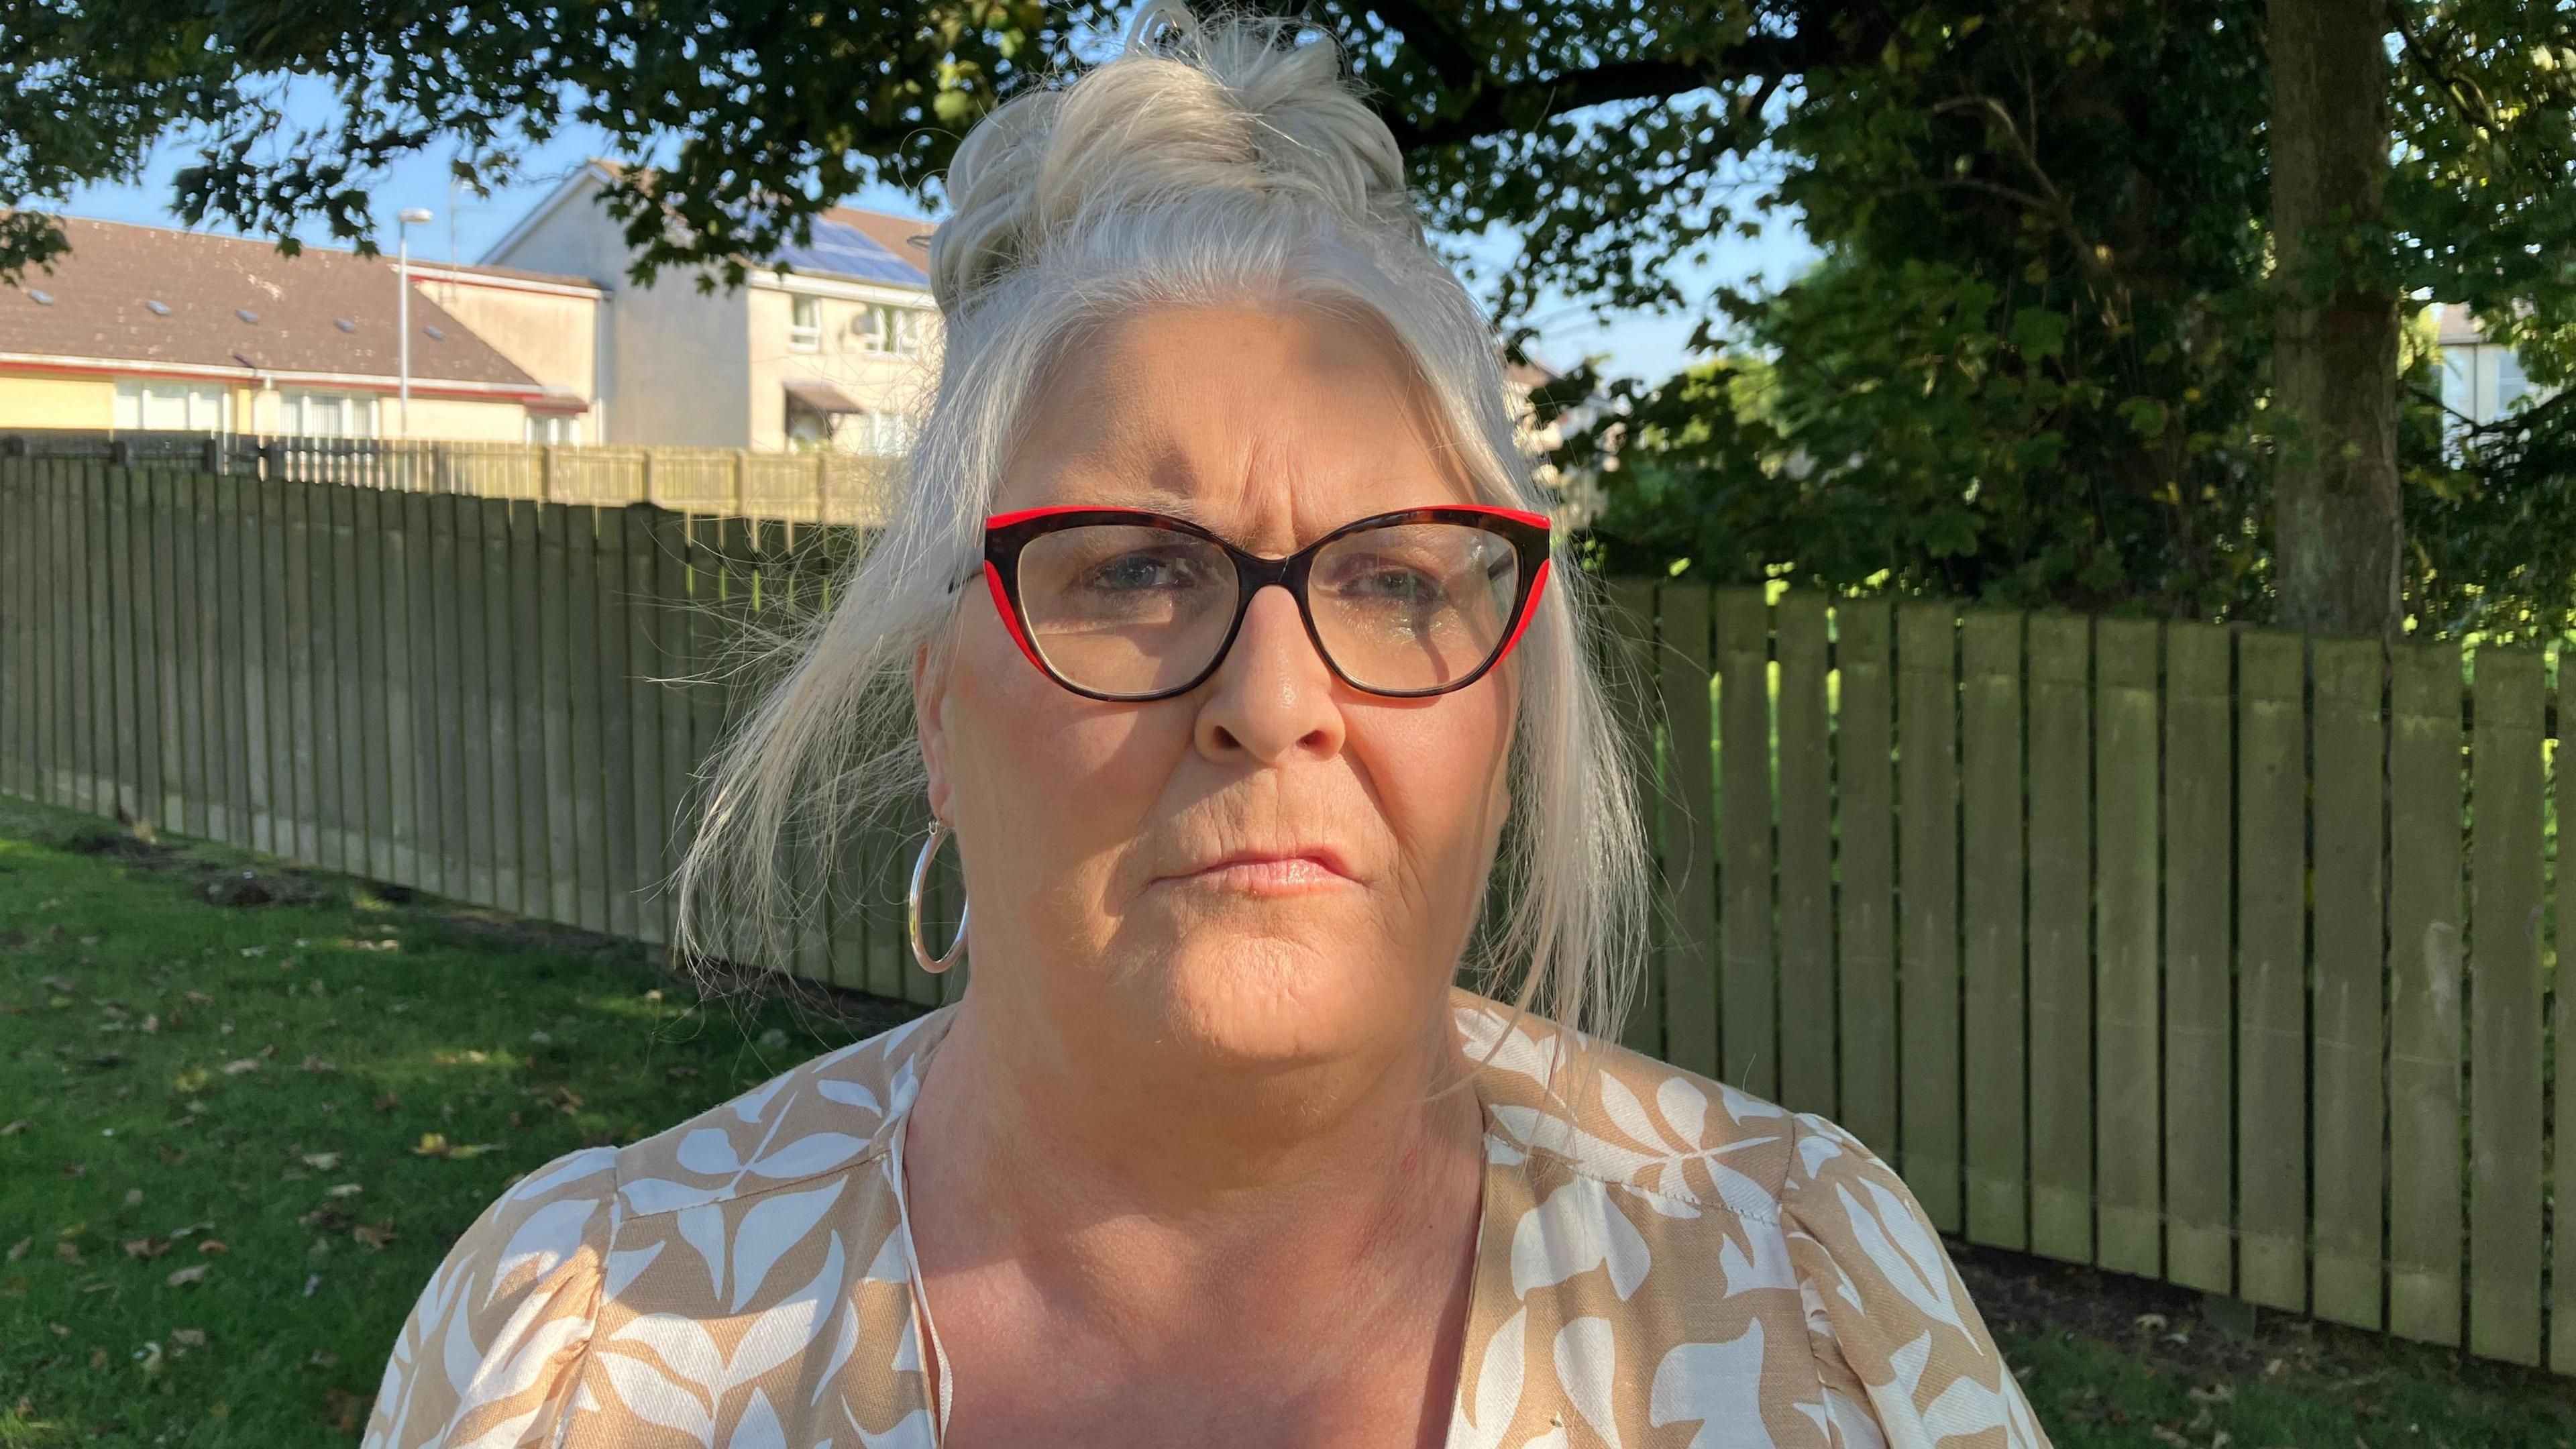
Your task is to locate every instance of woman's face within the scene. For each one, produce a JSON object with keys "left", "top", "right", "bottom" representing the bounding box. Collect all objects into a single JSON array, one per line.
[{"left": 915, "top": 303, "right": 1517, "bottom": 1075}]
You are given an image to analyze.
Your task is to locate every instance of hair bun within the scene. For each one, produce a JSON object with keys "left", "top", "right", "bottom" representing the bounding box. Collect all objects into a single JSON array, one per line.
[{"left": 928, "top": 3, "right": 1415, "bottom": 311}]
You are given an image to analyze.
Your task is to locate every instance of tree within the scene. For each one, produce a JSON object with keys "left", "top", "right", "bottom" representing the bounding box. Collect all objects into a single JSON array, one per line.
[{"left": 7, "top": 0, "right": 2573, "bottom": 632}]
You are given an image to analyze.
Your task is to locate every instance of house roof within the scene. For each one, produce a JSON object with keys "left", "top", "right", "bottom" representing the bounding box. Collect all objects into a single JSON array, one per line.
[
  {"left": 493, "top": 162, "right": 936, "bottom": 293},
  {"left": 1, "top": 216, "right": 547, "bottom": 390}
]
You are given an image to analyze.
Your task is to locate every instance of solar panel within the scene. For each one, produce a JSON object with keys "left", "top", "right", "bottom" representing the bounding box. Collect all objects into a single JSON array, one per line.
[{"left": 773, "top": 217, "right": 927, "bottom": 288}]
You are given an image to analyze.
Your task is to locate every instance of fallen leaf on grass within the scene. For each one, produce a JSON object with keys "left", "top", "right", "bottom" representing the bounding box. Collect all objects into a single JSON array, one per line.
[
  {"left": 195, "top": 1240, "right": 227, "bottom": 1256},
  {"left": 300, "top": 1055, "right": 336, "bottom": 1074},
  {"left": 411, "top": 1134, "right": 496, "bottom": 1160},
  {"left": 323, "top": 1387, "right": 373, "bottom": 1434},
  {"left": 352, "top": 1220, "right": 398, "bottom": 1251},
  {"left": 0, "top": 1120, "right": 29, "bottom": 1136},
  {"left": 54, "top": 1242, "right": 83, "bottom": 1265},
  {"left": 121, "top": 1238, "right": 170, "bottom": 1260},
  {"left": 300, "top": 1152, "right": 340, "bottom": 1171},
  {"left": 170, "top": 1329, "right": 206, "bottom": 1348},
  {"left": 41, "top": 975, "right": 78, "bottom": 995},
  {"left": 135, "top": 1342, "right": 164, "bottom": 1375},
  {"left": 4, "top": 1239, "right": 25, "bottom": 1263},
  {"left": 164, "top": 1265, "right": 208, "bottom": 1287},
  {"left": 59, "top": 1164, "right": 87, "bottom": 1179},
  {"left": 89, "top": 1347, "right": 109, "bottom": 1370},
  {"left": 219, "top": 1059, "right": 261, "bottom": 1076},
  {"left": 299, "top": 1205, "right": 351, "bottom": 1232},
  {"left": 325, "top": 1183, "right": 364, "bottom": 1198},
  {"left": 184, "top": 991, "right": 213, "bottom": 1008}
]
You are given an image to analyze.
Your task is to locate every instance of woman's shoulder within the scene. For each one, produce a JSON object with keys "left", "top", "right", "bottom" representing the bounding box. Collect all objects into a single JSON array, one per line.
[
  {"left": 1449, "top": 987, "right": 1817, "bottom": 1223},
  {"left": 606, "top": 1002, "right": 956, "bottom": 1218}
]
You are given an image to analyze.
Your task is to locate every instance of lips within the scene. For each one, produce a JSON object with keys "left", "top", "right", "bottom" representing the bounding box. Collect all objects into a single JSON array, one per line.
[{"left": 1158, "top": 846, "right": 1357, "bottom": 886}]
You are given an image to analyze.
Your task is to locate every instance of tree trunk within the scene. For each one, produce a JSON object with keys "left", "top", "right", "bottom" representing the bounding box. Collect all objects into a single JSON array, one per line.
[{"left": 2269, "top": 0, "right": 2404, "bottom": 637}]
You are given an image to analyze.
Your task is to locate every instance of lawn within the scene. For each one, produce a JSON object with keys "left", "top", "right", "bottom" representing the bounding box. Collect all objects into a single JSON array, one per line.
[
  {"left": 3, "top": 794, "right": 2573, "bottom": 1448},
  {"left": 0, "top": 795, "right": 914, "bottom": 1448}
]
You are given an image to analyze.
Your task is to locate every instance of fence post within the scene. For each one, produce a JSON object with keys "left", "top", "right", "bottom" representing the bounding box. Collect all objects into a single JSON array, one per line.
[{"left": 733, "top": 451, "right": 749, "bottom": 516}]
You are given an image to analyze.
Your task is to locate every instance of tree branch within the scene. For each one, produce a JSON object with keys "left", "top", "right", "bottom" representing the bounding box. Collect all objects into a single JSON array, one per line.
[
  {"left": 1357, "top": 0, "right": 1481, "bottom": 91},
  {"left": 1378, "top": 32, "right": 1822, "bottom": 153}
]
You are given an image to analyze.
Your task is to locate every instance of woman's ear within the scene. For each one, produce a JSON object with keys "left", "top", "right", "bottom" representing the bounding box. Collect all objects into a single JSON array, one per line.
[{"left": 912, "top": 640, "right": 955, "bottom": 824}]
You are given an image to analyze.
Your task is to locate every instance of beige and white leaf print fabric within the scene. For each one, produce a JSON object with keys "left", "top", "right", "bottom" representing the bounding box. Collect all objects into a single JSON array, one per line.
[{"left": 367, "top": 991, "right": 2047, "bottom": 1449}]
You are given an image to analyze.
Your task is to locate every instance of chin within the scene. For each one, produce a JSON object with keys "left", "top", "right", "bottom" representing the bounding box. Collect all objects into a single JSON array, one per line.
[{"left": 1128, "top": 928, "right": 1411, "bottom": 1070}]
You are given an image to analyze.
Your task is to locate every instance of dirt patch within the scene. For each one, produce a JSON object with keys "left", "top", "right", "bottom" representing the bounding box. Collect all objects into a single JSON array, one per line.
[{"left": 1948, "top": 1237, "right": 2576, "bottom": 1407}]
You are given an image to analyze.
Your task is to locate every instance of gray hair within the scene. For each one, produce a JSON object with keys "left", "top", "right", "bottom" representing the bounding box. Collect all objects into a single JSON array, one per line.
[{"left": 672, "top": 2, "right": 1651, "bottom": 1048}]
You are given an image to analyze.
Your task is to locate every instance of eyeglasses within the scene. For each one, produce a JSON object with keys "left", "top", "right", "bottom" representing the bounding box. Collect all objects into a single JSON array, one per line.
[{"left": 965, "top": 504, "right": 1554, "bottom": 702}]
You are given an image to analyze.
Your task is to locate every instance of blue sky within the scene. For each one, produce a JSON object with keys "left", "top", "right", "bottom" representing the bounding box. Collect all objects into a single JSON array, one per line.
[{"left": 56, "top": 117, "right": 1816, "bottom": 384}]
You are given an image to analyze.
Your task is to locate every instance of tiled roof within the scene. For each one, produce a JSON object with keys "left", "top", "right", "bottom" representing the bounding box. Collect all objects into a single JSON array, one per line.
[{"left": 1, "top": 217, "right": 545, "bottom": 389}]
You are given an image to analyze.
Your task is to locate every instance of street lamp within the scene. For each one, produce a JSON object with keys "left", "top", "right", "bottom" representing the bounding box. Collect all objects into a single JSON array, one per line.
[{"left": 396, "top": 207, "right": 433, "bottom": 437}]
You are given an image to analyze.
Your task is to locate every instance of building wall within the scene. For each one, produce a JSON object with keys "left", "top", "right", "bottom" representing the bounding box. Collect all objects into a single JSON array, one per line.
[
  {"left": 420, "top": 280, "right": 599, "bottom": 403},
  {"left": 392, "top": 395, "right": 533, "bottom": 441},
  {"left": 0, "top": 371, "right": 117, "bottom": 429},
  {"left": 482, "top": 172, "right": 752, "bottom": 447},
  {"left": 748, "top": 282, "right": 941, "bottom": 453}
]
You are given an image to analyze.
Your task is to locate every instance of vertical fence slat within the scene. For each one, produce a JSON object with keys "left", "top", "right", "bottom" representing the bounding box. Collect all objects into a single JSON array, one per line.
[
  {"left": 655, "top": 509, "right": 699, "bottom": 951},
  {"left": 455, "top": 498, "right": 496, "bottom": 908},
  {"left": 105, "top": 470, "right": 141, "bottom": 826},
  {"left": 1776, "top": 593, "right": 1835, "bottom": 1115},
  {"left": 2388, "top": 639, "right": 2465, "bottom": 1346},
  {"left": 329, "top": 483, "right": 370, "bottom": 872},
  {"left": 359, "top": 489, "right": 404, "bottom": 884},
  {"left": 1655, "top": 582, "right": 1719, "bottom": 1078},
  {"left": 597, "top": 506, "right": 641, "bottom": 940},
  {"left": 2553, "top": 644, "right": 2576, "bottom": 1375},
  {"left": 2095, "top": 617, "right": 2162, "bottom": 1279},
  {"left": 233, "top": 472, "right": 272, "bottom": 852},
  {"left": 1, "top": 462, "right": 23, "bottom": 800},
  {"left": 1717, "top": 587, "right": 1775, "bottom": 1096},
  {"left": 2469, "top": 647, "right": 2545, "bottom": 1365},
  {"left": 203, "top": 473, "right": 241, "bottom": 842},
  {"left": 217, "top": 472, "right": 255, "bottom": 847},
  {"left": 484, "top": 499, "right": 526, "bottom": 916},
  {"left": 1835, "top": 600, "right": 1897, "bottom": 1156},
  {"left": 281, "top": 484, "right": 319, "bottom": 862},
  {"left": 2235, "top": 629, "right": 2308, "bottom": 1311},
  {"left": 2025, "top": 613, "right": 2092, "bottom": 1265},
  {"left": 72, "top": 460, "right": 102, "bottom": 814},
  {"left": 2163, "top": 622, "right": 2233, "bottom": 1293},
  {"left": 1605, "top": 578, "right": 1664, "bottom": 1058},
  {"left": 1960, "top": 610, "right": 2027, "bottom": 1250},
  {"left": 568, "top": 508, "right": 612, "bottom": 934},
  {"left": 424, "top": 492, "right": 468, "bottom": 899},
  {"left": 1897, "top": 602, "right": 1962, "bottom": 1230},
  {"left": 621, "top": 508, "right": 671, "bottom": 949},
  {"left": 540, "top": 503, "right": 582, "bottom": 925},
  {"left": 2310, "top": 637, "right": 2387, "bottom": 1330},
  {"left": 256, "top": 478, "right": 292, "bottom": 854},
  {"left": 511, "top": 502, "right": 554, "bottom": 920}
]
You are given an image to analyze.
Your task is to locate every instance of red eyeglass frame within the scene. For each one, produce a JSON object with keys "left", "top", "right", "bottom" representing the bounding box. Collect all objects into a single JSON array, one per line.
[{"left": 961, "top": 503, "right": 1555, "bottom": 702}]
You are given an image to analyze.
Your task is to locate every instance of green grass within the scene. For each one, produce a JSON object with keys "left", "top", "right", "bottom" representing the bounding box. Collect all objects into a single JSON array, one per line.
[
  {"left": 0, "top": 796, "right": 914, "bottom": 1448},
  {"left": 3, "top": 796, "right": 2572, "bottom": 1448}
]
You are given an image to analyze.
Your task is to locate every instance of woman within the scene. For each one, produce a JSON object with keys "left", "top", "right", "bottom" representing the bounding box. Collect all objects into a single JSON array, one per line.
[{"left": 365, "top": 8, "right": 2046, "bottom": 1448}]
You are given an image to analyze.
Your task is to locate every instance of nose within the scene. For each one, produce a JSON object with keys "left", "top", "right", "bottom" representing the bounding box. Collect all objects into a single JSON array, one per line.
[{"left": 1193, "top": 584, "right": 1346, "bottom": 764}]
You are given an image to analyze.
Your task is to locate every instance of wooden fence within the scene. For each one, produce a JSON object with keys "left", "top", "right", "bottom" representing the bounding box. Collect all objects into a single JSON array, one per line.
[
  {"left": 2, "top": 460, "right": 2571, "bottom": 1374},
  {"left": 1, "top": 430, "right": 896, "bottom": 525},
  {"left": 0, "top": 455, "right": 957, "bottom": 1014}
]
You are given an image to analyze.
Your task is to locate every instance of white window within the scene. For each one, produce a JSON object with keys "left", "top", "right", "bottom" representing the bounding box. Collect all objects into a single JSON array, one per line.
[
  {"left": 278, "top": 390, "right": 380, "bottom": 439},
  {"left": 113, "top": 379, "right": 229, "bottom": 432},
  {"left": 788, "top": 294, "right": 822, "bottom": 353},
  {"left": 855, "top": 303, "right": 923, "bottom": 356},
  {"left": 851, "top": 409, "right": 916, "bottom": 455},
  {"left": 525, "top": 414, "right": 583, "bottom": 444}
]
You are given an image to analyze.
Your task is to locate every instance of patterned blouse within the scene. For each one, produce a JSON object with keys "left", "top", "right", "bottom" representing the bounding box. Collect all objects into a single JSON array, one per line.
[{"left": 364, "top": 987, "right": 2048, "bottom": 1449}]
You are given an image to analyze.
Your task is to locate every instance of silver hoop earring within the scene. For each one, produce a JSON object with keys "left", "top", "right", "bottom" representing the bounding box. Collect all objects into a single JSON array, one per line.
[{"left": 906, "top": 820, "right": 969, "bottom": 975}]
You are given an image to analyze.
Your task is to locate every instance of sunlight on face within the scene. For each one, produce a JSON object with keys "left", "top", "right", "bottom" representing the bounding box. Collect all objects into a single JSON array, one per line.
[{"left": 916, "top": 303, "right": 1518, "bottom": 1073}]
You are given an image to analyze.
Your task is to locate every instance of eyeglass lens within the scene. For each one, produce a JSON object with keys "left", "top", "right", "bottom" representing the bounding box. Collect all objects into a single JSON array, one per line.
[{"left": 1013, "top": 521, "right": 1523, "bottom": 697}]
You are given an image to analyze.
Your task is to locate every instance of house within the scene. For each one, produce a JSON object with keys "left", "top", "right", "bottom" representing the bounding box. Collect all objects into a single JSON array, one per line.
[
  {"left": 2434, "top": 302, "right": 2544, "bottom": 428},
  {"left": 0, "top": 217, "right": 599, "bottom": 441},
  {"left": 479, "top": 162, "right": 938, "bottom": 455}
]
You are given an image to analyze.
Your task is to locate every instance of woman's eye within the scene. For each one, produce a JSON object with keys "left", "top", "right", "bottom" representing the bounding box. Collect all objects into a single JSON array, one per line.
[
  {"left": 1083, "top": 549, "right": 1204, "bottom": 591},
  {"left": 1329, "top": 557, "right": 1445, "bottom": 605}
]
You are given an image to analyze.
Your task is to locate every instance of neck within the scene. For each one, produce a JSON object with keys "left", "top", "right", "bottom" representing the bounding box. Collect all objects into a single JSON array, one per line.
[{"left": 910, "top": 983, "right": 1484, "bottom": 1229}]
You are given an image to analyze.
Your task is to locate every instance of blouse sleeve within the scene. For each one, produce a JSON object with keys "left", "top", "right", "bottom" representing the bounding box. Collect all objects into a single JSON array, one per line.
[
  {"left": 362, "top": 1146, "right": 619, "bottom": 1449},
  {"left": 1779, "top": 1115, "right": 2051, "bottom": 1449}
]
